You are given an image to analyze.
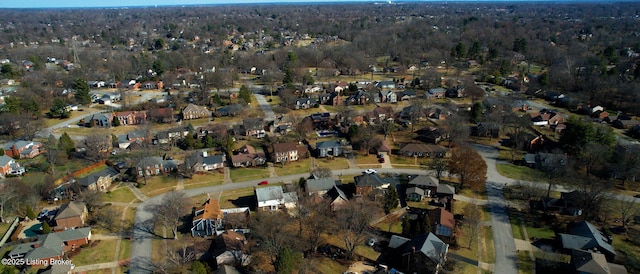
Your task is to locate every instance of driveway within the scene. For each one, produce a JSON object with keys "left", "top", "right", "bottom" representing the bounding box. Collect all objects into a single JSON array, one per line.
[
  {"left": 253, "top": 93, "right": 276, "bottom": 121},
  {"left": 129, "top": 168, "right": 432, "bottom": 273}
]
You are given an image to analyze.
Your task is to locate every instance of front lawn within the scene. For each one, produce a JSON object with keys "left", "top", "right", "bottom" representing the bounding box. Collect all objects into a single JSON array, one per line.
[
  {"left": 275, "top": 160, "right": 311, "bottom": 176},
  {"left": 70, "top": 240, "right": 117, "bottom": 266},
  {"left": 104, "top": 187, "right": 139, "bottom": 203},
  {"left": 315, "top": 157, "right": 350, "bottom": 171},
  {"left": 218, "top": 187, "right": 256, "bottom": 209},
  {"left": 496, "top": 163, "right": 543, "bottom": 181},
  {"left": 137, "top": 175, "right": 179, "bottom": 196},
  {"left": 229, "top": 167, "right": 271, "bottom": 183}
]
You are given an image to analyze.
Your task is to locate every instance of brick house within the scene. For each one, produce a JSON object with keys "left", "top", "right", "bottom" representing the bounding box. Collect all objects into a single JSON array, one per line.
[
  {"left": 182, "top": 104, "right": 211, "bottom": 120},
  {"left": 0, "top": 155, "right": 25, "bottom": 176},
  {"left": 8, "top": 227, "right": 92, "bottom": 266},
  {"left": 271, "top": 142, "right": 300, "bottom": 164},
  {"left": 4, "top": 140, "right": 43, "bottom": 159},
  {"left": 76, "top": 166, "right": 119, "bottom": 192},
  {"left": 52, "top": 201, "right": 88, "bottom": 231},
  {"left": 114, "top": 110, "right": 147, "bottom": 125}
]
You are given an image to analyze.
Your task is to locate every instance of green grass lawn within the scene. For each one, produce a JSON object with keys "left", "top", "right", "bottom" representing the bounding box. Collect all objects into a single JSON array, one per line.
[
  {"left": 118, "top": 239, "right": 131, "bottom": 261},
  {"left": 138, "top": 175, "right": 179, "bottom": 196},
  {"left": 275, "top": 160, "right": 311, "bottom": 176},
  {"left": 307, "top": 256, "right": 348, "bottom": 274},
  {"left": 71, "top": 240, "right": 118, "bottom": 266},
  {"left": 104, "top": 187, "right": 139, "bottom": 203},
  {"left": 496, "top": 163, "right": 543, "bottom": 181},
  {"left": 458, "top": 188, "right": 488, "bottom": 200},
  {"left": 517, "top": 252, "right": 534, "bottom": 274},
  {"left": 229, "top": 167, "right": 271, "bottom": 183},
  {"left": 219, "top": 187, "right": 256, "bottom": 208},
  {"left": 315, "top": 157, "right": 350, "bottom": 170}
]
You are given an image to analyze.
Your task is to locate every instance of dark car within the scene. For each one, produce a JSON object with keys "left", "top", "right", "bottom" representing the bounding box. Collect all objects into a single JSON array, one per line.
[{"left": 378, "top": 157, "right": 385, "bottom": 163}]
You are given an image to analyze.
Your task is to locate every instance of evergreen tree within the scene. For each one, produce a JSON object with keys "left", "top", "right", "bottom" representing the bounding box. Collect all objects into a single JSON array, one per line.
[
  {"left": 383, "top": 185, "right": 399, "bottom": 214},
  {"left": 112, "top": 116, "right": 121, "bottom": 127},
  {"left": 26, "top": 205, "right": 36, "bottom": 219},
  {"left": 48, "top": 98, "right": 70, "bottom": 118},
  {"left": 73, "top": 78, "right": 91, "bottom": 104},
  {"left": 401, "top": 215, "right": 412, "bottom": 237},
  {"left": 59, "top": 132, "right": 75, "bottom": 155},
  {"left": 41, "top": 221, "right": 51, "bottom": 234},
  {"left": 275, "top": 247, "right": 302, "bottom": 274},
  {"left": 190, "top": 261, "right": 210, "bottom": 274},
  {"left": 470, "top": 101, "right": 483, "bottom": 123},
  {"left": 238, "top": 85, "right": 252, "bottom": 104}
]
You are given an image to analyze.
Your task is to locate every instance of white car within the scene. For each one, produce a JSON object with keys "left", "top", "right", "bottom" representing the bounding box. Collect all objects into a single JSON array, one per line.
[{"left": 364, "top": 169, "right": 377, "bottom": 174}]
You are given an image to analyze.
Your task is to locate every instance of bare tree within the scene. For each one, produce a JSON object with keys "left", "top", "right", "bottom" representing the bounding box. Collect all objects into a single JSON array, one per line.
[
  {"left": 612, "top": 146, "right": 640, "bottom": 187},
  {"left": 154, "top": 191, "right": 187, "bottom": 239},
  {"left": 45, "top": 134, "right": 61, "bottom": 175},
  {"left": 444, "top": 113, "right": 470, "bottom": 147},
  {"left": 336, "top": 200, "right": 376, "bottom": 260},
  {"left": 0, "top": 179, "right": 20, "bottom": 222},
  {"left": 90, "top": 205, "right": 120, "bottom": 232},
  {"left": 78, "top": 189, "right": 104, "bottom": 213},
  {"left": 249, "top": 211, "right": 292, "bottom": 268},
  {"left": 429, "top": 157, "right": 448, "bottom": 179},
  {"left": 310, "top": 166, "right": 333, "bottom": 179},
  {"left": 462, "top": 203, "right": 482, "bottom": 249},
  {"left": 84, "top": 131, "right": 112, "bottom": 161},
  {"left": 165, "top": 241, "right": 196, "bottom": 272},
  {"left": 617, "top": 196, "right": 640, "bottom": 230},
  {"left": 448, "top": 144, "right": 487, "bottom": 190}
]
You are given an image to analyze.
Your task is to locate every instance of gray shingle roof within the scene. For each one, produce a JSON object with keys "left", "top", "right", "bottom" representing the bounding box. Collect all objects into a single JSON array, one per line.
[
  {"left": 54, "top": 201, "right": 85, "bottom": 220},
  {"left": 306, "top": 178, "right": 337, "bottom": 193},
  {"left": 255, "top": 186, "right": 284, "bottom": 203},
  {"left": 77, "top": 167, "right": 119, "bottom": 187},
  {"left": 408, "top": 175, "right": 439, "bottom": 188}
]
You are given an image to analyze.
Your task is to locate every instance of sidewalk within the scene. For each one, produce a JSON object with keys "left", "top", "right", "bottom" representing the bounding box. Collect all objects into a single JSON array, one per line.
[{"left": 127, "top": 183, "right": 149, "bottom": 202}]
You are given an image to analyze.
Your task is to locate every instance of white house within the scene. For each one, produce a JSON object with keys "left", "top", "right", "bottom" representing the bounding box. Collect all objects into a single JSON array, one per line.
[{"left": 255, "top": 186, "right": 284, "bottom": 211}]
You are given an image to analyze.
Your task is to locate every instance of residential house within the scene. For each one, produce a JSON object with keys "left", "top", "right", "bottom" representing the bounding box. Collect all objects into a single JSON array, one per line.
[
  {"left": 89, "top": 112, "right": 113, "bottom": 127},
  {"left": 182, "top": 104, "right": 211, "bottom": 120},
  {"left": 271, "top": 142, "right": 300, "bottom": 164},
  {"left": 523, "top": 153, "right": 567, "bottom": 170},
  {"left": 408, "top": 175, "right": 440, "bottom": 197},
  {"left": 77, "top": 166, "right": 119, "bottom": 192},
  {"left": 293, "top": 97, "right": 317, "bottom": 110},
  {"left": 427, "top": 88, "right": 446, "bottom": 99},
  {"left": 399, "top": 105, "right": 426, "bottom": 121},
  {"left": 192, "top": 197, "right": 223, "bottom": 237},
  {"left": 375, "top": 81, "right": 396, "bottom": 89},
  {"left": 398, "top": 90, "right": 417, "bottom": 101},
  {"left": 532, "top": 190, "right": 583, "bottom": 216},
  {"left": 472, "top": 123, "right": 500, "bottom": 138},
  {"left": 446, "top": 86, "right": 464, "bottom": 98},
  {"left": 155, "top": 127, "right": 188, "bottom": 145},
  {"left": 378, "top": 90, "right": 397, "bottom": 103},
  {"left": 8, "top": 227, "right": 92, "bottom": 266},
  {"left": 256, "top": 186, "right": 285, "bottom": 211},
  {"left": 316, "top": 140, "right": 347, "bottom": 158},
  {"left": 558, "top": 221, "right": 616, "bottom": 262},
  {"left": 136, "top": 156, "right": 177, "bottom": 177},
  {"left": 242, "top": 118, "right": 265, "bottom": 138},
  {"left": 319, "top": 92, "right": 342, "bottom": 106},
  {"left": 52, "top": 201, "right": 88, "bottom": 231},
  {"left": 197, "top": 151, "right": 225, "bottom": 171},
  {"left": 0, "top": 155, "right": 25, "bottom": 176},
  {"left": 370, "top": 106, "right": 394, "bottom": 124},
  {"left": 4, "top": 140, "right": 43, "bottom": 159},
  {"left": 148, "top": 107, "right": 174, "bottom": 123},
  {"left": 389, "top": 233, "right": 449, "bottom": 273},
  {"left": 118, "top": 130, "right": 151, "bottom": 149},
  {"left": 215, "top": 104, "right": 242, "bottom": 117},
  {"left": 570, "top": 249, "right": 628, "bottom": 274},
  {"left": 416, "top": 127, "right": 450, "bottom": 144},
  {"left": 406, "top": 187, "right": 425, "bottom": 202},
  {"left": 114, "top": 111, "right": 147, "bottom": 125},
  {"left": 398, "top": 143, "right": 446, "bottom": 158},
  {"left": 613, "top": 118, "right": 640, "bottom": 129},
  {"left": 231, "top": 145, "right": 266, "bottom": 168},
  {"left": 212, "top": 230, "right": 250, "bottom": 266},
  {"left": 305, "top": 178, "right": 338, "bottom": 196},
  {"left": 347, "top": 90, "right": 369, "bottom": 105},
  {"left": 304, "top": 85, "right": 322, "bottom": 94},
  {"left": 428, "top": 208, "right": 455, "bottom": 239},
  {"left": 325, "top": 185, "right": 349, "bottom": 211},
  {"left": 354, "top": 173, "right": 388, "bottom": 197},
  {"left": 530, "top": 109, "right": 565, "bottom": 126}
]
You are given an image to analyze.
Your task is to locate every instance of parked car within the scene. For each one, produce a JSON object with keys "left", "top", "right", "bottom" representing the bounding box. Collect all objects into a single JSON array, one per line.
[
  {"left": 364, "top": 169, "right": 377, "bottom": 174},
  {"left": 258, "top": 181, "right": 269, "bottom": 185},
  {"left": 378, "top": 157, "right": 385, "bottom": 163},
  {"left": 37, "top": 209, "right": 49, "bottom": 220},
  {"left": 366, "top": 238, "right": 376, "bottom": 247}
]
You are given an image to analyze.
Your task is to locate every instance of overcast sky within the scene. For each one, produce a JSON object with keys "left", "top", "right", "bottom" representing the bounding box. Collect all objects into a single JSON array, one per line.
[{"left": 2, "top": 0, "right": 382, "bottom": 9}]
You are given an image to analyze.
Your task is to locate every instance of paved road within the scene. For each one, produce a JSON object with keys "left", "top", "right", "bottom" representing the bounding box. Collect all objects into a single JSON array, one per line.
[
  {"left": 473, "top": 144, "right": 518, "bottom": 274},
  {"left": 253, "top": 93, "right": 276, "bottom": 121},
  {"left": 129, "top": 168, "right": 429, "bottom": 273}
]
